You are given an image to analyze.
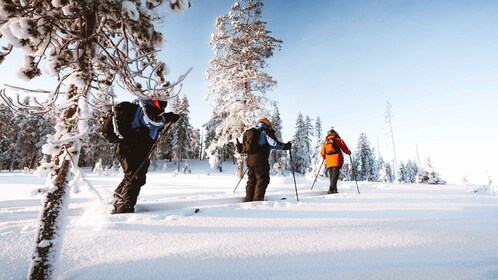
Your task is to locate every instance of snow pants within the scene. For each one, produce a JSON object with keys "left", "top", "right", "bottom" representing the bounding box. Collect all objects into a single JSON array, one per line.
[
  {"left": 245, "top": 163, "right": 270, "bottom": 202},
  {"left": 327, "top": 167, "right": 341, "bottom": 194},
  {"left": 113, "top": 136, "right": 153, "bottom": 214}
]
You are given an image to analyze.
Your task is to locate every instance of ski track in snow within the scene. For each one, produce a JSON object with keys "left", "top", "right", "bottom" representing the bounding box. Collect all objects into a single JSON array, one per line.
[{"left": 1, "top": 160, "right": 498, "bottom": 280}]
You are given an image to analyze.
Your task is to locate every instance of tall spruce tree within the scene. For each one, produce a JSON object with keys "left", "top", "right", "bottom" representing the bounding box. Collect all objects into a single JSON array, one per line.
[
  {"left": 307, "top": 116, "right": 325, "bottom": 180},
  {"left": 171, "top": 95, "right": 191, "bottom": 170},
  {"left": 269, "top": 102, "right": 285, "bottom": 172},
  {"left": 405, "top": 159, "right": 419, "bottom": 183},
  {"left": 291, "top": 113, "right": 313, "bottom": 174},
  {"left": 355, "top": 132, "right": 376, "bottom": 181},
  {"left": 204, "top": 0, "right": 282, "bottom": 176},
  {"left": 0, "top": 1, "right": 190, "bottom": 279}
]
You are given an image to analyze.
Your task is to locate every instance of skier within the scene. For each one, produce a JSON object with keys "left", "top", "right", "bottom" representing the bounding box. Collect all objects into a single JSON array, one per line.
[
  {"left": 112, "top": 98, "right": 179, "bottom": 214},
  {"left": 320, "top": 128, "right": 351, "bottom": 194},
  {"left": 242, "top": 118, "right": 291, "bottom": 202}
]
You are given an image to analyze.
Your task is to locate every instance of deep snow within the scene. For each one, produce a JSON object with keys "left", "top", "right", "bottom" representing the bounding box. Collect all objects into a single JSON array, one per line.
[{"left": 1, "top": 160, "right": 497, "bottom": 280}]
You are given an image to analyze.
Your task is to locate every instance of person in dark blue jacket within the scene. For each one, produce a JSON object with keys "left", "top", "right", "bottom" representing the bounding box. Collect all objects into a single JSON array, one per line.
[
  {"left": 112, "top": 99, "right": 179, "bottom": 214},
  {"left": 244, "top": 118, "right": 291, "bottom": 202}
]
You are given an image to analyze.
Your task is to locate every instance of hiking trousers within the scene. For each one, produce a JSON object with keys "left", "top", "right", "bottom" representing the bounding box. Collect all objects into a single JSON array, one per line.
[
  {"left": 245, "top": 164, "right": 270, "bottom": 202},
  {"left": 327, "top": 167, "right": 341, "bottom": 193}
]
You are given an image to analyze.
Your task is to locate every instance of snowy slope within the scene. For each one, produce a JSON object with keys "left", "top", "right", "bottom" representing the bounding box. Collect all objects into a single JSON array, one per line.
[{"left": 1, "top": 160, "right": 497, "bottom": 280}]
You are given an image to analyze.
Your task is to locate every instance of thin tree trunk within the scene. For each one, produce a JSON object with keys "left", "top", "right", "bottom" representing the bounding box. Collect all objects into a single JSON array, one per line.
[
  {"left": 237, "top": 157, "right": 244, "bottom": 178},
  {"left": 28, "top": 159, "right": 70, "bottom": 280}
]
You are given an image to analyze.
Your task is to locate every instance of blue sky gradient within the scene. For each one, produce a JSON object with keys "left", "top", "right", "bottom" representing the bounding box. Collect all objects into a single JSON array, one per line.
[
  {"left": 160, "top": 0, "right": 498, "bottom": 184},
  {"left": 1, "top": 0, "right": 497, "bottom": 183}
]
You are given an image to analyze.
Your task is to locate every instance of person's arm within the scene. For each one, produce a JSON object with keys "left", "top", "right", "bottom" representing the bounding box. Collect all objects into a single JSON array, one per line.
[
  {"left": 264, "top": 130, "right": 291, "bottom": 150},
  {"left": 320, "top": 143, "right": 326, "bottom": 158},
  {"left": 338, "top": 138, "right": 351, "bottom": 155}
]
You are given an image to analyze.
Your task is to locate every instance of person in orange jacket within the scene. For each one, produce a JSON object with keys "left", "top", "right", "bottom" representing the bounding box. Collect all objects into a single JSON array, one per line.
[{"left": 320, "top": 128, "right": 351, "bottom": 194}]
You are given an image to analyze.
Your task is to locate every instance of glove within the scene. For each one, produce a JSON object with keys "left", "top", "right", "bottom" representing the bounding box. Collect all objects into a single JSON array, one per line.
[
  {"left": 161, "top": 112, "right": 180, "bottom": 123},
  {"left": 283, "top": 141, "right": 292, "bottom": 150}
]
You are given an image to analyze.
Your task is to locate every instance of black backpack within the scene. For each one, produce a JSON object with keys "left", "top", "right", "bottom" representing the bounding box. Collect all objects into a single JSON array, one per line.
[
  {"left": 242, "top": 127, "right": 261, "bottom": 154},
  {"left": 100, "top": 102, "right": 139, "bottom": 143},
  {"left": 325, "top": 137, "right": 340, "bottom": 155}
]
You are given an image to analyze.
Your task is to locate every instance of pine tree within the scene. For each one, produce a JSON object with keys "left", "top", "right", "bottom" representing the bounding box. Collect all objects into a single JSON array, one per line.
[
  {"left": 171, "top": 95, "right": 191, "bottom": 170},
  {"left": 378, "top": 161, "right": 390, "bottom": 183},
  {"left": 291, "top": 113, "right": 313, "bottom": 174},
  {"left": 306, "top": 116, "right": 325, "bottom": 180},
  {"left": 417, "top": 157, "right": 446, "bottom": 184},
  {"left": 80, "top": 89, "right": 114, "bottom": 168},
  {"left": 405, "top": 159, "right": 419, "bottom": 183},
  {"left": 204, "top": 0, "right": 282, "bottom": 175},
  {"left": 188, "top": 128, "right": 201, "bottom": 160},
  {"left": 354, "top": 132, "right": 376, "bottom": 181},
  {"left": 269, "top": 102, "right": 285, "bottom": 172},
  {"left": 0, "top": 102, "right": 15, "bottom": 170},
  {"left": 397, "top": 161, "right": 407, "bottom": 183},
  {"left": 0, "top": 1, "right": 190, "bottom": 279}
]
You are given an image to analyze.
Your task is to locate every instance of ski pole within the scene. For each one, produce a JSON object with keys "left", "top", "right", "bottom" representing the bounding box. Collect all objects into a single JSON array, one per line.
[
  {"left": 289, "top": 149, "right": 299, "bottom": 202},
  {"left": 310, "top": 158, "right": 325, "bottom": 191},
  {"left": 233, "top": 168, "right": 248, "bottom": 193},
  {"left": 349, "top": 154, "right": 360, "bottom": 194}
]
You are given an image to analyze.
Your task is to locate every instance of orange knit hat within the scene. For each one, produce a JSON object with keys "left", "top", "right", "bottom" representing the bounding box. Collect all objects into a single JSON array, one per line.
[{"left": 257, "top": 118, "right": 272, "bottom": 129}]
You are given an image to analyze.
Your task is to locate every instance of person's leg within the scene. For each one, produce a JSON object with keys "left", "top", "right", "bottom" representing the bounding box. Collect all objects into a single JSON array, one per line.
[
  {"left": 120, "top": 159, "right": 150, "bottom": 212},
  {"left": 327, "top": 167, "right": 334, "bottom": 193},
  {"left": 113, "top": 141, "right": 150, "bottom": 213},
  {"left": 329, "top": 167, "right": 340, "bottom": 193},
  {"left": 244, "top": 166, "right": 256, "bottom": 202},
  {"left": 253, "top": 165, "right": 270, "bottom": 201}
]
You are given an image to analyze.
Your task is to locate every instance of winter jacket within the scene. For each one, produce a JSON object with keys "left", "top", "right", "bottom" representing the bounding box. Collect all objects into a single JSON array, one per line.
[
  {"left": 320, "top": 133, "right": 351, "bottom": 168},
  {"left": 246, "top": 122, "right": 285, "bottom": 167}
]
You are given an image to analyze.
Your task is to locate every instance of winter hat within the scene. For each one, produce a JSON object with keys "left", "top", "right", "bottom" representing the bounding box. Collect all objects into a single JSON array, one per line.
[
  {"left": 152, "top": 99, "right": 168, "bottom": 110},
  {"left": 257, "top": 118, "right": 272, "bottom": 129},
  {"left": 327, "top": 127, "right": 337, "bottom": 135}
]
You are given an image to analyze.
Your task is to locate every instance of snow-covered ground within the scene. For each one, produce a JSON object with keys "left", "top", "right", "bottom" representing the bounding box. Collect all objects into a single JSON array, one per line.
[{"left": 1, "top": 160, "right": 497, "bottom": 280}]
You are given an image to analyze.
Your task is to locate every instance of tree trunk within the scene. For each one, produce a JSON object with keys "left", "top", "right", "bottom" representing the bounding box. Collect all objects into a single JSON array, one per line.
[
  {"left": 28, "top": 159, "right": 70, "bottom": 280},
  {"left": 237, "top": 157, "right": 244, "bottom": 178}
]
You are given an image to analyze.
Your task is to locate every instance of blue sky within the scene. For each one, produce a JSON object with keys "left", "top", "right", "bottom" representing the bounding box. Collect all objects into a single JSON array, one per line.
[
  {"left": 1, "top": 0, "right": 497, "bottom": 184},
  {"left": 161, "top": 0, "right": 498, "bottom": 184}
]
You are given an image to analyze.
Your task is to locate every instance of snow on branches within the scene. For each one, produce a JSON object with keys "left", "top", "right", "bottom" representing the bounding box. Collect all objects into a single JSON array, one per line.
[{"left": 204, "top": 0, "right": 282, "bottom": 169}]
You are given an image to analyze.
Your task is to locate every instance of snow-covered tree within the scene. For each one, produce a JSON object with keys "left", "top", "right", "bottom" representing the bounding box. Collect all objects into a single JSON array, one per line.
[
  {"left": 291, "top": 113, "right": 313, "bottom": 174},
  {"left": 204, "top": 0, "right": 282, "bottom": 175},
  {"left": 0, "top": 1, "right": 190, "bottom": 279},
  {"left": 417, "top": 157, "right": 446, "bottom": 185},
  {"left": 79, "top": 89, "right": 114, "bottom": 168},
  {"left": 170, "top": 94, "right": 192, "bottom": 170},
  {"left": 397, "top": 161, "right": 407, "bottom": 183},
  {"left": 405, "top": 159, "right": 419, "bottom": 183},
  {"left": 188, "top": 128, "right": 201, "bottom": 160},
  {"left": 92, "top": 158, "right": 105, "bottom": 175},
  {"left": 269, "top": 103, "right": 285, "bottom": 172},
  {"left": 354, "top": 132, "right": 376, "bottom": 181},
  {"left": 378, "top": 162, "right": 390, "bottom": 183},
  {"left": 307, "top": 116, "right": 325, "bottom": 179},
  {"left": 0, "top": 101, "right": 16, "bottom": 170}
]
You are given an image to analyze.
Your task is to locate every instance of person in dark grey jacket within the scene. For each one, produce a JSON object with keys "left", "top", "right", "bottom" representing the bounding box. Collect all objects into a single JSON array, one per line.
[
  {"left": 112, "top": 99, "right": 179, "bottom": 214},
  {"left": 242, "top": 118, "right": 291, "bottom": 202}
]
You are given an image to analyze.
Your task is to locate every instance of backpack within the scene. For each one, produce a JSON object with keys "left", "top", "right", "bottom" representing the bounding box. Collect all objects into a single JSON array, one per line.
[
  {"left": 325, "top": 137, "right": 340, "bottom": 155},
  {"left": 242, "top": 127, "right": 261, "bottom": 154},
  {"left": 100, "top": 102, "right": 139, "bottom": 143}
]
